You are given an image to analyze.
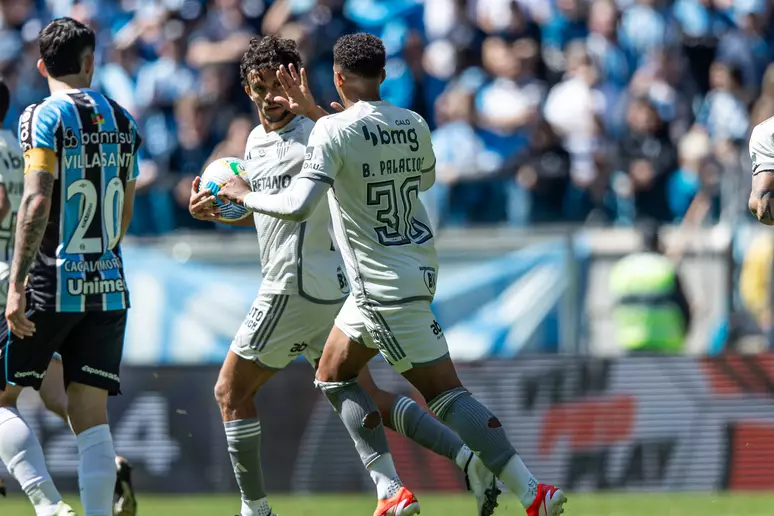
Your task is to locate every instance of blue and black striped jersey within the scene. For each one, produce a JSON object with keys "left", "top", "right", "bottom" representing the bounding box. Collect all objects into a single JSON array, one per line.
[{"left": 18, "top": 88, "right": 141, "bottom": 312}]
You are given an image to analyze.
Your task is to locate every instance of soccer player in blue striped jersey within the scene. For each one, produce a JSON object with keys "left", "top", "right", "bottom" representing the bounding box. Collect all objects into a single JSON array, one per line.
[{"left": 0, "top": 18, "right": 140, "bottom": 516}]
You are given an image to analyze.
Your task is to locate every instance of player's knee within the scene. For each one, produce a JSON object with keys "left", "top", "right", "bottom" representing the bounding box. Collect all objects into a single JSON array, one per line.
[
  {"left": 66, "top": 384, "right": 108, "bottom": 434},
  {"left": 214, "top": 377, "right": 250, "bottom": 412}
]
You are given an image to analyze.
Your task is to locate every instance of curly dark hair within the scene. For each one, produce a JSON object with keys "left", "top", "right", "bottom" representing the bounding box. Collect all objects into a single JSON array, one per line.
[
  {"left": 239, "top": 36, "right": 303, "bottom": 87},
  {"left": 39, "top": 17, "right": 96, "bottom": 78},
  {"left": 333, "top": 33, "right": 386, "bottom": 79}
]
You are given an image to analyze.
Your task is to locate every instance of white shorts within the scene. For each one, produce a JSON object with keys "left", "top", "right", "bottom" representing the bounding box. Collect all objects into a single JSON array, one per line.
[
  {"left": 335, "top": 295, "right": 449, "bottom": 373},
  {"left": 231, "top": 293, "right": 344, "bottom": 370}
]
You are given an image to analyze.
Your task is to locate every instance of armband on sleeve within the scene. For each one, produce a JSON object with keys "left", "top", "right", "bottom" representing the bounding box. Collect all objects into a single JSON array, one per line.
[{"left": 24, "top": 148, "right": 57, "bottom": 176}]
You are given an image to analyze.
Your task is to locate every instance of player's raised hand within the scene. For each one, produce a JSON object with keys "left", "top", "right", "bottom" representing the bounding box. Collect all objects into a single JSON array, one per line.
[
  {"left": 6, "top": 285, "right": 34, "bottom": 338},
  {"left": 274, "top": 64, "right": 331, "bottom": 121},
  {"left": 189, "top": 176, "right": 220, "bottom": 221},
  {"left": 274, "top": 64, "right": 315, "bottom": 114},
  {"left": 217, "top": 175, "right": 252, "bottom": 205},
  {"left": 330, "top": 101, "right": 345, "bottom": 112}
]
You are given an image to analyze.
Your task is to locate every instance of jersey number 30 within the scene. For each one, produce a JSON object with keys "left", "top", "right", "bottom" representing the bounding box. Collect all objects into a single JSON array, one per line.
[
  {"left": 366, "top": 176, "right": 432, "bottom": 246},
  {"left": 66, "top": 177, "right": 124, "bottom": 254}
]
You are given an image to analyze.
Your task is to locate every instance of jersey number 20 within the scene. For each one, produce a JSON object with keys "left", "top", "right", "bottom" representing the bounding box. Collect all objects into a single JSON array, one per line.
[
  {"left": 366, "top": 176, "right": 432, "bottom": 246},
  {"left": 66, "top": 177, "right": 124, "bottom": 254}
]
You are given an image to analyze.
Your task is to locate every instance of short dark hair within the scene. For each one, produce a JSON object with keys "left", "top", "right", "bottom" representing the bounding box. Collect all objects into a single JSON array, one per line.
[
  {"left": 239, "top": 36, "right": 303, "bottom": 87},
  {"left": 333, "top": 33, "right": 386, "bottom": 79},
  {"left": 0, "top": 80, "right": 9, "bottom": 122},
  {"left": 39, "top": 17, "right": 96, "bottom": 78}
]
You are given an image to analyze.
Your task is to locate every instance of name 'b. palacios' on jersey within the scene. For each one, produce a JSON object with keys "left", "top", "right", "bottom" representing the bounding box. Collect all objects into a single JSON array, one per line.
[{"left": 19, "top": 88, "right": 142, "bottom": 312}]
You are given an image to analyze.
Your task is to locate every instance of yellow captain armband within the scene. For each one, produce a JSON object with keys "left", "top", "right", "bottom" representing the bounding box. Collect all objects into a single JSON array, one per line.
[{"left": 23, "top": 148, "right": 57, "bottom": 175}]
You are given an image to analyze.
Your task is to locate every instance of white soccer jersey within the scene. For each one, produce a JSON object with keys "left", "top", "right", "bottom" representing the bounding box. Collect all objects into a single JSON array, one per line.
[
  {"left": 300, "top": 101, "right": 438, "bottom": 303},
  {"left": 244, "top": 116, "right": 349, "bottom": 302},
  {"left": 750, "top": 117, "right": 774, "bottom": 175},
  {"left": 0, "top": 129, "right": 24, "bottom": 263}
]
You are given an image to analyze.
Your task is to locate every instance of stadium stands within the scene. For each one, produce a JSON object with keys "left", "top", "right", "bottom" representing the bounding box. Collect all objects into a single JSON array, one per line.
[{"left": 0, "top": 0, "right": 759, "bottom": 233}]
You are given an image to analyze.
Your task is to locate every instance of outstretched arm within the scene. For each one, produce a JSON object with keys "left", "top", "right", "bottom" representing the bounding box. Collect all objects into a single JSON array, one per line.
[{"left": 219, "top": 175, "right": 329, "bottom": 222}]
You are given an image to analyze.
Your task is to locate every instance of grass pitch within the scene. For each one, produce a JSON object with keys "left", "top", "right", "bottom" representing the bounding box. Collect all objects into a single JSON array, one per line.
[{"left": 3, "top": 492, "right": 774, "bottom": 515}]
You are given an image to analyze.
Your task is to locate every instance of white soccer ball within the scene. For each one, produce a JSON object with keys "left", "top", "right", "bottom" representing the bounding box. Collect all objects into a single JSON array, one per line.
[{"left": 198, "top": 157, "right": 251, "bottom": 222}]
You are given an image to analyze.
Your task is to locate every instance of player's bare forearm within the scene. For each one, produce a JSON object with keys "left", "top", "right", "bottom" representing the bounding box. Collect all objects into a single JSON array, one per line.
[
  {"left": 750, "top": 171, "right": 774, "bottom": 225},
  {"left": 10, "top": 171, "right": 54, "bottom": 285}
]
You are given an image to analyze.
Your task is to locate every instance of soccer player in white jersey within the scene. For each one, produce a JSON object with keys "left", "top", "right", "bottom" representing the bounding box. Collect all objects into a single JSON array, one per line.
[
  {"left": 219, "top": 33, "right": 569, "bottom": 516},
  {"left": 749, "top": 117, "right": 774, "bottom": 225},
  {"left": 189, "top": 36, "right": 497, "bottom": 516}
]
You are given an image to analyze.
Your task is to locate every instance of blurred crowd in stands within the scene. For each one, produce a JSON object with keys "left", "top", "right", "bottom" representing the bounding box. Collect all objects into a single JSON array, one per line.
[{"left": 0, "top": 0, "right": 766, "bottom": 233}]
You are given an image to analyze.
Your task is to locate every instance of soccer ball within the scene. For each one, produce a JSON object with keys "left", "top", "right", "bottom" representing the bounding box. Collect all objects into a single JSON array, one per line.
[{"left": 199, "top": 157, "right": 251, "bottom": 222}]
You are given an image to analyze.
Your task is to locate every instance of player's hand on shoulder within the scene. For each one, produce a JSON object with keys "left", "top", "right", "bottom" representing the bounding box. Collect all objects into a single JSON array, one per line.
[
  {"left": 217, "top": 174, "right": 251, "bottom": 205},
  {"left": 189, "top": 176, "right": 220, "bottom": 221},
  {"left": 5, "top": 284, "right": 34, "bottom": 338}
]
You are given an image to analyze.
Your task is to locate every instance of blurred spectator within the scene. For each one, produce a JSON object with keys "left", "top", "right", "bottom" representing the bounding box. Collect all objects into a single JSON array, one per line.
[
  {"left": 136, "top": 19, "right": 197, "bottom": 114},
  {"left": 619, "top": 0, "right": 676, "bottom": 70},
  {"left": 695, "top": 61, "right": 749, "bottom": 150},
  {"left": 628, "top": 48, "right": 694, "bottom": 140},
  {"left": 427, "top": 88, "right": 502, "bottom": 226},
  {"left": 476, "top": 37, "right": 545, "bottom": 160},
  {"left": 506, "top": 119, "right": 572, "bottom": 224},
  {"left": 616, "top": 97, "right": 676, "bottom": 222},
  {"left": 539, "top": 0, "right": 588, "bottom": 81},
  {"left": 716, "top": 3, "right": 771, "bottom": 97},
  {"left": 668, "top": 129, "right": 711, "bottom": 221},
  {"left": 169, "top": 95, "right": 218, "bottom": 230},
  {"left": 187, "top": 0, "right": 255, "bottom": 68},
  {"left": 586, "top": 0, "right": 630, "bottom": 90},
  {"left": 673, "top": 0, "right": 734, "bottom": 95},
  {"left": 544, "top": 42, "right": 605, "bottom": 221},
  {"left": 0, "top": 0, "right": 765, "bottom": 233},
  {"left": 609, "top": 222, "right": 692, "bottom": 354}
]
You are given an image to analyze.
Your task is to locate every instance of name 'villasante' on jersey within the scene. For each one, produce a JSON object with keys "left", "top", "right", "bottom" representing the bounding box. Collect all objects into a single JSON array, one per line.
[
  {"left": 299, "top": 101, "right": 438, "bottom": 303},
  {"left": 19, "top": 89, "right": 141, "bottom": 312},
  {"left": 244, "top": 115, "right": 349, "bottom": 302}
]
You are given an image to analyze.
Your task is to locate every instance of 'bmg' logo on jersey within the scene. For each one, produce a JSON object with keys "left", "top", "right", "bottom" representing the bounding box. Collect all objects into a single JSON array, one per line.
[{"left": 362, "top": 125, "right": 419, "bottom": 152}]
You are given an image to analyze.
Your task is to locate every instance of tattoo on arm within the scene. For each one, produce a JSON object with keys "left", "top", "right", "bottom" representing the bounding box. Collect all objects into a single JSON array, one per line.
[{"left": 10, "top": 171, "right": 55, "bottom": 285}]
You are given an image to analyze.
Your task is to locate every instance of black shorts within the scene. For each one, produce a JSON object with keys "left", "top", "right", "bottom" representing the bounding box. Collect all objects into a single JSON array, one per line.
[{"left": 0, "top": 309, "right": 127, "bottom": 395}]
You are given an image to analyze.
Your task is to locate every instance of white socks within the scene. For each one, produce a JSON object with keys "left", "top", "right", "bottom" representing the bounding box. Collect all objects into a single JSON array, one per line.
[
  {"left": 242, "top": 497, "right": 272, "bottom": 516},
  {"left": 76, "top": 424, "right": 116, "bottom": 516},
  {"left": 367, "top": 453, "right": 402, "bottom": 500},
  {"left": 0, "top": 407, "right": 62, "bottom": 516},
  {"left": 499, "top": 453, "right": 539, "bottom": 508},
  {"left": 454, "top": 444, "right": 474, "bottom": 471}
]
